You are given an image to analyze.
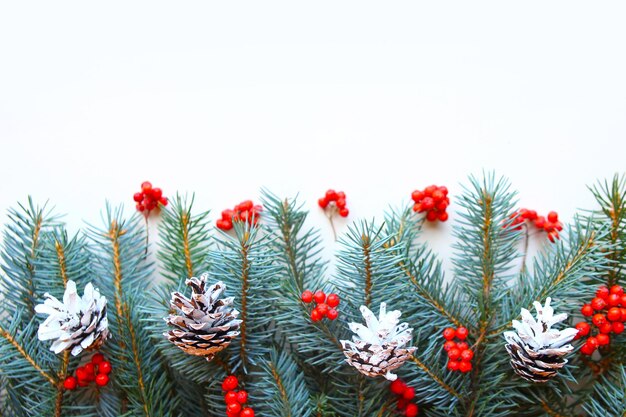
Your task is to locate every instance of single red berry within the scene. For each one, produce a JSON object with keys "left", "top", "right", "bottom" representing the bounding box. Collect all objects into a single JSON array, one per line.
[
  {"left": 547, "top": 211, "right": 558, "bottom": 223},
  {"left": 402, "top": 386, "right": 415, "bottom": 400},
  {"left": 581, "top": 304, "right": 594, "bottom": 317},
  {"left": 159, "top": 197, "right": 168, "bottom": 206},
  {"left": 133, "top": 192, "right": 143, "bottom": 202},
  {"left": 84, "top": 363, "right": 96, "bottom": 381},
  {"left": 447, "top": 359, "right": 460, "bottom": 371},
  {"left": 460, "top": 349, "right": 474, "bottom": 361},
  {"left": 435, "top": 199, "right": 448, "bottom": 211},
  {"left": 99, "top": 361, "right": 112, "bottom": 375},
  {"left": 314, "top": 291, "right": 326, "bottom": 304},
  {"left": 239, "top": 210, "right": 251, "bottom": 223},
  {"left": 239, "top": 200, "right": 254, "bottom": 211},
  {"left": 426, "top": 210, "right": 438, "bottom": 222},
  {"left": 597, "top": 333, "right": 610, "bottom": 346},
  {"left": 422, "top": 197, "right": 435, "bottom": 211},
  {"left": 390, "top": 379, "right": 407, "bottom": 395},
  {"left": 240, "top": 408, "right": 255, "bottom": 417},
  {"left": 397, "top": 398, "right": 408, "bottom": 410},
  {"left": 443, "top": 341, "right": 457, "bottom": 352},
  {"left": 459, "top": 360, "right": 472, "bottom": 373},
  {"left": 447, "top": 348, "right": 461, "bottom": 361},
  {"left": 152, "top": 188, "right": 162, "bottom": 200},
  {"left": 592, "top": 314, "right": 606, "bottom": 327},
  {"left": 339, "top": 208, "right": 349, "bottom": 218},
  {"left": 608, "top": 294, "right": 621, "bottom": 307},
  {"left": 591, "top": 297, "right": 607, "bottom": 311},
  {"left": 405, "top": 403, "right": 419, "bottom": 417},
  {"left": 63, "top": 376, "right": 77, "bottom": 390},
  {"left": 75, "top": 367, "right": 88, "bottom": 381},
  {"left": 136, "top": 203, "right": 145, "bottom": 212},
  {"left": 221, "top": 209, "right": 235, "bottom": 220},
  {"left": 411, "top": 190, "right": 425, "bottom": 202},
  {"left": 336, "top": 198, "right": 347, "bottom": 209},
  {"left": 456, "top": 327, "right": 468, "bottom": 340},
  {"left": 456, "top": 342, "right": 469, "bottom": 351},
  {"left": 432, "top": 190, "right": 445, "bottom": 201},
  {"left": 612, "top": 321, "right": 625, "bottom": 334},
  {"left": 608, "top": 307, "right": 622, "bottom": 322},
  {"left": 534, "top": 216, "right": 546, "bottom": 229},
  {"left": 326, "top": 294, "right": 340, "bottom": 308},
  {"left": 318, "top": 198, "right": 329, "bottom": 209},
  {"left": 575, "top": 322, "right": 591, "bottom": 338},
  {"left": 310, "top": 309, "right": 322, "bottom": 322},
  {"left": 327, "top": 308, "right": 339, "bottom": 320},
  {"left": 610, "top": 285, "right": 624, "bottom": 296},
  {"left": 325, "top": 190, "right": 338, "bottom": 201},
  {"left": 141, "top": 181, "right": 152, "bottom": 191},
  {"left": 222, "top": 375, "right": 239, "bottom": 392},
  {"left": 442, "top": 328, "right": 456, "bottom": 341},
  {"left": 596, "top": 286, "right": 610, "bottom": 299},
  {"left": 225, "top": 391, "right": 238, "bottom": 404},
  {"left": 236, "top": 390, "right": 248, "bottom": 404},
  {"left": 316, "top": 303, "right": 329, "bottom": 316},
  {"left": 599, "top": 322, "right": 613, "bottom": 334},
  {"left": 439, "top": 186, "right": 448, "bottom": 196},
  {"left": 91, "top": 353, "right": 105, "bottom": 365},
  {"left": 587, "top": 336, "right": 599, "bottom": 349},
  {"left": 424, "top": 185, "right": 437, "bottom": 196},
  {"left": 438, "top": 211, "right": 449, "bottom": 222},
  {"left": 301, "top": 290, "right": 313, "bottom": 303},
  {"left": 227, "top": 402, "right": 242, "bottom": 414},
  {"left": 95, "top": 373, "right": 109, "bottom": 387},
  {"left": 580, "top": 342, "right": 595, "bottom": 355}
]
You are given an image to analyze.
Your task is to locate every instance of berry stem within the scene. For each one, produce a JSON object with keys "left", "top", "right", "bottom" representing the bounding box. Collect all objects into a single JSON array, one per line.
[
  {"left": 327, "top": 214, "right": 337, "bottom": 241},
  {"left": 326, "top": 206, "right": 338, "bottom": 241}
]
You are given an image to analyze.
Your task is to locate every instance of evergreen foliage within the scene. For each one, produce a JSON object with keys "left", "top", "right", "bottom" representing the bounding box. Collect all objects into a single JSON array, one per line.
[{"left": 0, "top": 174, "right": 625, "bottom": 416}]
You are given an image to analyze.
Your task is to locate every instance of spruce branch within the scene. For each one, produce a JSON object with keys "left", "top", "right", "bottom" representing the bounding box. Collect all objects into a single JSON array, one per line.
[
  {"left": 87, "top": 205, "right": 177, "bottom": 417},
  {"left": 253, "top": 349, "right": 313, "bottom": 417},
  {"left": 583, "top": 365, "right": 626, "bottom": 417},
  {"left": 451, "top": 174, "right": 521, "bottom": 416},
  {"left": 209, "top": 219, "right": 278, "bottom": 374},
  {"left": 0, "top": 318, "right": 57, "bottom": 386},
  {"left": 383, "top": 207, "right": 469, "bottom": 329},
  {"left": 588, "top": 174, "right": 626, "bottom": 287},
  {"left": 1, "top": 197, "right": 59, "bottom": 318},
  {"left": 158, "top": 193, "right": 212, "bottom": 285}
]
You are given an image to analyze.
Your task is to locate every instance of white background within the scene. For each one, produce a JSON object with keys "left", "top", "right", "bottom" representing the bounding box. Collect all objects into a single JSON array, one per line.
[{"left": 1, "top": 2, "right": 626, "bottom": 272}]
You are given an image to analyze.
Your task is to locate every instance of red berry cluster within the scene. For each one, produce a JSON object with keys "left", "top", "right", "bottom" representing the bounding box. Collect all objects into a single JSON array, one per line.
[
  {"left": 63, "top": 353, "right": 112, "bottom": 390},
  {"left": 576, "top": 285, "right": 626, "bottom": 355},
  {"left": 411, "top": 185, "right": 450, "bottom": 222},
  {"left": 318, "top": 189, "right": 349, "bottom": 218},
  {"left": 221, "top": 375, "right": 255, "bottom": 417},
  {"left": 217, "top": 200, "right": 262, "bottom": 231},
  {"left": 442, "top": 327, "right": 473, "bottom": 373},
  {"left": 301, "top": 290, "right": 340, "bottom": 322},
  {"left": 389, "top": 379, "right": 419, "bottom": 417},
  {"left": 133, "top": 181, "right": 168, "bottom": 215},
  {"left": 507, "top": 209, "right": 563, "bottom": 242}
]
